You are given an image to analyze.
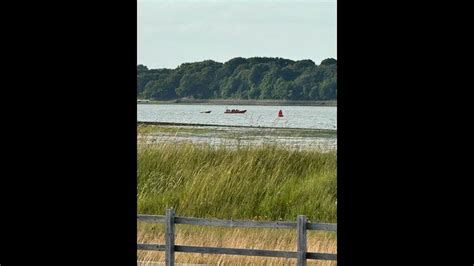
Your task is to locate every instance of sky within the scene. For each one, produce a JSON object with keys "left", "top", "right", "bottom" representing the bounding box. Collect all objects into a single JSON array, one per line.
[{"left": 138, "top": 0, "right": 337, "bottom": 69}]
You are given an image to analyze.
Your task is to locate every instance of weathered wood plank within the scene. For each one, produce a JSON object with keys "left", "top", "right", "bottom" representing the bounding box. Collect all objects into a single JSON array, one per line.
[
  {"left": 137, "top": 243, "right": 166, "bottom": 251},
  {"left": 307, "top": 252, "right": 337, "bottom": 261},
  {"left": 297, "top": 215, "right": 308, "bottom": 266},
  {"left": 174, "top": 217, "right": 296, "bottom": 229},
  {"left": 174, "top": 245, "right": 297, "bottom": 258},
  {"left": 136, "top": 244, "right": 337, "bottom": 261},
  {"left": 165, "top": 209, "right": 175, "bottom": 266},
  {"left": 137, "top": 215, "right": 166, "bottom": 223},
  {"left": 307, "top": 223, "right": 337, "bottom": 231}
]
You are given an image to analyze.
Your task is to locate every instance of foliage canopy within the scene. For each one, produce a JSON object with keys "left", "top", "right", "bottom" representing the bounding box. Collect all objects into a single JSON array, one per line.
[{"left": 137, "top": 57, "right": 336, "bottom": 101}]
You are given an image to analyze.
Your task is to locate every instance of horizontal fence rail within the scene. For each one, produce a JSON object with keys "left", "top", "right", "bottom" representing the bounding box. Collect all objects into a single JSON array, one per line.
[{"left": 137, "top": 209, "right": 337, "bottom": 266}]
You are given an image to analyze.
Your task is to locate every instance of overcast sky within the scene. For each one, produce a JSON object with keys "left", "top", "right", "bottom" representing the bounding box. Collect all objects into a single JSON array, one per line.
[{"left": 138, "top": 0, "right": 337, "bottom": 69}]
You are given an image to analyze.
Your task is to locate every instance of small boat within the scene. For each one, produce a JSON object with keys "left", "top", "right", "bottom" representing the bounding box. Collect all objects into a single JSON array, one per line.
[
  {"left": 201, "top": 110, "right": 212, "bottom": 113},
  {"left": 225, "top": 109, "right": 247, "bottom": 114}
]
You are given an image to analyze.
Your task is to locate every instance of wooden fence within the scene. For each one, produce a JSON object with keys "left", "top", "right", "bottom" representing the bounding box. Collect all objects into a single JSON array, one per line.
[{"left": 137, "top": 209, "right": 337, "bottom": 266}]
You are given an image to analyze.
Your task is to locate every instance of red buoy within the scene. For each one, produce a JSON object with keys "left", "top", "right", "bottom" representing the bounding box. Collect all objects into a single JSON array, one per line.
[{"left": 278, "top": 110, "right": 283, "bottom": 117}]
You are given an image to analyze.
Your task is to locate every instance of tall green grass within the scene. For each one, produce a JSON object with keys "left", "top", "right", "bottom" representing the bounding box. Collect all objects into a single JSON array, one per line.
[{"left": 138, "top": 142, "right": 336, "bottom": 223}]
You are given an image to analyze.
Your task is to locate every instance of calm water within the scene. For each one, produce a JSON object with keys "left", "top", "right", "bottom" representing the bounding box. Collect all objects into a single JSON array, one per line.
[{"left": 137, "top": 104, "right": 336, "bottom": 130}]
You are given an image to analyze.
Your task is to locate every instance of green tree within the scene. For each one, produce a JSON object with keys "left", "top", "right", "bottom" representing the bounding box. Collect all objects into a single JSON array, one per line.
[
  {"left": 137, "top": 57, "right": 337, "bottom": 101},
  {"left": 319, "top": 78, "right": 336, "bottom": 100},
  {"left": 320, "top": 58, "right": 337, "bottom": 66}
]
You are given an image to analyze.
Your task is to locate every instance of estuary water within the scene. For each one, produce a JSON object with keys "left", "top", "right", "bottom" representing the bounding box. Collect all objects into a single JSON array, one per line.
[{"left": 137, "top": 104, "right": 336, "bottom": 130}]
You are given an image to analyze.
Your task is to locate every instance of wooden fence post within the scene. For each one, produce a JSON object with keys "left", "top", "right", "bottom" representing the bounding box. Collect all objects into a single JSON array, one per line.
[
  {"left": 165, "top": 208, "right": 175, "bottom": 266},
  {"left": 296, "top": 215, "right": 307, "bottom": 266}
]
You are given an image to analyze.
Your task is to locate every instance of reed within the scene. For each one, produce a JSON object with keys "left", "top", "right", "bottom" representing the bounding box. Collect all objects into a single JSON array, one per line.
[{"left": 138, "top": 141, "right": 336, "bottom": 223}]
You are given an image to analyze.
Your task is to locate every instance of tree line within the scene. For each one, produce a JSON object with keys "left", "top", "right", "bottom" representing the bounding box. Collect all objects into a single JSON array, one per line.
[{"left": 137, "top": 57, "right": 336, "bottom": 101}]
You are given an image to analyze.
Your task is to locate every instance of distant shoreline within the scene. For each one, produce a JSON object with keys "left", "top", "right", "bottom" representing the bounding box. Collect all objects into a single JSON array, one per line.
[{"left": 137, "top": 99, "right": 336, "bottom": 106}]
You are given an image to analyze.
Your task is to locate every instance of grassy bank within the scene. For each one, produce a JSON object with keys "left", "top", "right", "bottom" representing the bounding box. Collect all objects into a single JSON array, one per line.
[
  {"left": 138, "top": 141, "right": 336, "bottom": 222},
  {"left": 137, "top": 123, "right": 337, "bottom": 138}
]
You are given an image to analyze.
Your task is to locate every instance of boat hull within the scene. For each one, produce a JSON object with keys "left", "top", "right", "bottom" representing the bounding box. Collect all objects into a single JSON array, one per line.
[{"left": 224, "top": 110, "right": 247, "bottom": 114}]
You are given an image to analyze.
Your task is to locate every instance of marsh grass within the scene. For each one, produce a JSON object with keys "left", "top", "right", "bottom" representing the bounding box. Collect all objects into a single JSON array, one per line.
[{"left": 138, "top": 141, "right": 336, "bottom": 222}]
